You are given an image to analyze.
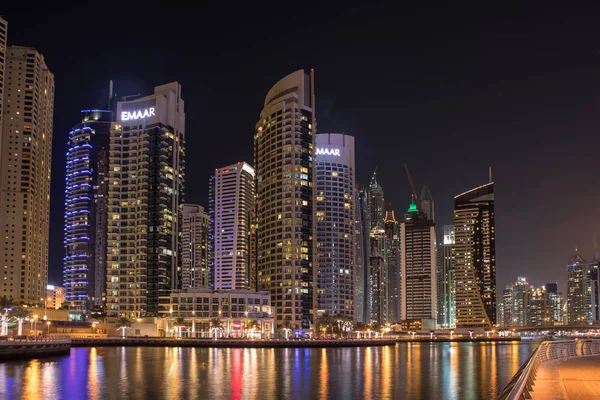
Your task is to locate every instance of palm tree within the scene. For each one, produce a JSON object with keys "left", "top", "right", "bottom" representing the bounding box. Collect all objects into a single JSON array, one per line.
[
  {"left": 210, "top": 317, "right": 222, "bottom": 339},
  {"left": 281, "top": 320, "right": 292, "bottom": 340},
  {"left": 0, "top": 295, "right": 14, "bottom": 310},
  {"left": 9, "top": 307, "right": 30, "bottom": 336},
  {"left": 117, "top": 316, "right": 132, "bottom": 338},
  {"left": 173, "top": 317, "right": 186, "bottom": 338}
]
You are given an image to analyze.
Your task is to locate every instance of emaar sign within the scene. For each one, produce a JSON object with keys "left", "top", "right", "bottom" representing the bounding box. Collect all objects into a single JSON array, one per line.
[
  {"left": 315, "top": 148, "right": 340, "bottom": 156},
  {"left": 120, "top": 107, "right": 156, "bottom": 121}
]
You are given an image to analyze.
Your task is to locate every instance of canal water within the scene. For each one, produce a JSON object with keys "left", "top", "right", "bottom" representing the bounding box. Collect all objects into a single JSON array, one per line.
[{"left": 0, "top": 341, "right": 538, "bottom": 399}]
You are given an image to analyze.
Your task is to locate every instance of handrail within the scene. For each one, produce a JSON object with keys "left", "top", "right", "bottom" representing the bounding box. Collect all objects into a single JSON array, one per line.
[
  {"left": 498, "top": 339, "right": 600, "bottom": 400},
  {"left": 0, "top": 335, "right": 72, "bottom": 344}
]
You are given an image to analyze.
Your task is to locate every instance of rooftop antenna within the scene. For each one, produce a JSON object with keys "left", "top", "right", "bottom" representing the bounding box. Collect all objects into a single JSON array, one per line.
[{"left": 489, "top": 166, "right": 493, "bottom": 183}]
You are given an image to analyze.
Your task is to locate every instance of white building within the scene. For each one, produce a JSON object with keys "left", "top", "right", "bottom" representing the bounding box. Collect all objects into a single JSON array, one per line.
[
  {"left": 315, "top": 133, "right": 356, "bottom": 319},
  {"left": 163, "top": 288, "right": 274, "bottom": 338},
  {"left": 106, "top": 82, "right": 185, "bottom": 319},
  {"left": 181, "top": 204, "right": 210, "bottom": 289},
  {"left": 210, "top": 162, "right": 255, "bottom": 290},
  {"left": 0, "top": 43, "right": 54, "bottom": 303}
]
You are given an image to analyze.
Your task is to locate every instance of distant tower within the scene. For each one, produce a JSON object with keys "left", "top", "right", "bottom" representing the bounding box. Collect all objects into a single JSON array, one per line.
[
  {"left": 454, "top": 180, "right": 496, "bottom": 329},
  {"left": 401, "top": 197, "right": 437, "bottom": 322},
  {"left": 567, "top": 252, "right": 592, "bottom": 324},
  {"left": 420, "top": 185, "right": 434, "bottom": 222},
  {"left": 315, "top": 133, "right": 356, "bottom": 319},
  {"left": 385, "top": 210, "right": 401, "bottom": 323},
  {"left": 210, "top": 162, "right": 255, "bottom": 290},
  {"left": 355, "top": 185, "right": 370, "bottom": 323},
  {"left": 368, "top": 169, "right": 388, "bottom": 324},
  {"left": 181, "top": 204, "right": 210, "bottom": 289},
  {"left": 437, "top": 225, "right": 455, "bottom": 328}
]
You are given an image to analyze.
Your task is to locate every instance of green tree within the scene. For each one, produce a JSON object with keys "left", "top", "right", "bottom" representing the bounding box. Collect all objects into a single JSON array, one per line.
[
  {"left": 281, "top": 320, "right": 292, "bottom": 339},
  {"left": 210, "top": 317, "right": 222, "bottom": 338}
]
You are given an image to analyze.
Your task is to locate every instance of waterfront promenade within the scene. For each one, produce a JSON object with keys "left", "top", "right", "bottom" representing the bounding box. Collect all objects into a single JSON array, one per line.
[{"left": 530, "top": 356, "right": 600, "bottom": 400}]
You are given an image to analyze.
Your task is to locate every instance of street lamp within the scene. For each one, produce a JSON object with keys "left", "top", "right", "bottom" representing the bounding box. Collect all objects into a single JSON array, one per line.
[{"left": 46, "top": 321, "right": 51, "bottom": 335}]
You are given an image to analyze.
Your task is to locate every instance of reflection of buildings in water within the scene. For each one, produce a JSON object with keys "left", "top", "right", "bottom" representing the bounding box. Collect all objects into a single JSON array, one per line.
[
  {"left": 88, "top": 347, "right": 100, "bottom": 400},
  {"left": 23, "top": 360, "right": 41, "bottom": 400},
  {"left": 364, "top": 347, "right": 373, "bottom": 400},
  {"left": 381, "top": 345, "right": 391, "bottom": 397},
  {"left": 319, "top": 348, "right": 329, "bottom": 399}
]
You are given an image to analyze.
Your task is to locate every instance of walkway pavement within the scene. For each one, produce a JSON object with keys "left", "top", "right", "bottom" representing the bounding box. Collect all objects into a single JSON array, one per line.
[{"left": 531, "top": 356, "right": 600, "bottom": 400}]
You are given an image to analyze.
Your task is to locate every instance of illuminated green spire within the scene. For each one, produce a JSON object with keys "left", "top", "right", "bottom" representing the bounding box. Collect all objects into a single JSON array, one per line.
[{"left": 407, "top": 196, "right": 418, "bottom": 213}]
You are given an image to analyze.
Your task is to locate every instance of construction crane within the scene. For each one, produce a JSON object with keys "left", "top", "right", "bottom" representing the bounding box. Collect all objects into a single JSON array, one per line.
[{"left": 404, "top": 163, "right": 422, "bottom": 212}]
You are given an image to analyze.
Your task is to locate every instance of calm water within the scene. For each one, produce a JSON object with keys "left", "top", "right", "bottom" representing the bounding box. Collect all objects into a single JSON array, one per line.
[{"left": 0, "top": 342, "right": 537, "bottom": 399}]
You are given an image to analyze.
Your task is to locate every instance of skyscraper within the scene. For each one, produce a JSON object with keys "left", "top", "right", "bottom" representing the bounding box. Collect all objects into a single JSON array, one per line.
[
  {"left": 500, "top": 277, "right": 529, "bottom": 327},
  {"left": 63, "top": 110, "right": 111, "bottom": 319},
  {"left": 385, "top": 210, "right": 401, "bottom": 323},
  {"left": 401, "top": 197, "right": 437, "bottom": 322},
  {"left": 437, "top": 225, "right": 455, "bottom": 328},
  {"left": 545, "top": 283, "right": 564, "bottom": 324},
  {"left": 0, "top": 17, "right": 6, "bottom": 145},
  {"left": 454, "top": 180, "right": 496, "bottom": 330},
  {"left": 566, "top": 253, "right": 591, "bottom": 324},
  {"left": 315, "top": 133, "right": 356, "bottom": 319},
  {"left": 255, "top": 70, "right": 316, "bottom": 330},
  {"left": 368, "top": 170, "right": 387, "bottom": 324},
  {"left": 106, "top": 82, "right": 185, "bottom": 319},
  {"left": 420, "top": 185, "right": 434, "bottom": 222},
  {"left": 0, "top": 46, "right": 54, "bottom": 304},
  {"left": 355, "top": 185, "right": 370, "bottom": 323},
  {"left": 209, "top": 162, "right": 255, "bottom": 290},
  {"left": 181, "top": 204, "right": 210, "bottom": 289}
]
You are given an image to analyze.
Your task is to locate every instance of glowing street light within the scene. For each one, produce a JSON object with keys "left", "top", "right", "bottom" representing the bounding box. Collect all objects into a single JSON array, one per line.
[{"left": 46, "top": 321, "right": 51, "bottom": 335}]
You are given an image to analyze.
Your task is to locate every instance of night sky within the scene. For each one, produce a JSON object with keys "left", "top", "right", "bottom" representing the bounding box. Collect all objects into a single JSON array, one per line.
[{"left": 3, "top": 2, "right": 600, "bottom": 298}]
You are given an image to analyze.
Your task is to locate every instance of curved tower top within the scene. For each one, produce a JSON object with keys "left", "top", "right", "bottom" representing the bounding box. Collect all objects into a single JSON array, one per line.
[{"left": 263, "top": 69, "right": 314, "bottom": 111}]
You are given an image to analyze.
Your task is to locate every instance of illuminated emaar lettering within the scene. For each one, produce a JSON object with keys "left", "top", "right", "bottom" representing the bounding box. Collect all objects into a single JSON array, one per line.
[
  {"left": 315, "top": 148, "right": 341, "bottom": 156},
  {"left": 120, "top": 107, "right": 156, "bottom": 121}
]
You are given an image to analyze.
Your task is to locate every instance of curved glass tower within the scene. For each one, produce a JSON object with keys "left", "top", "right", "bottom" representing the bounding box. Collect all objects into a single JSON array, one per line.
[
  {"left": 454, "top": 181, "right": 495, "bottom": 329},
  {"left": 63, "top": 110, "right": 111, "bottom": 319},
  {"left": 255, "top": 70, "right": 315, "bottom": 330}
]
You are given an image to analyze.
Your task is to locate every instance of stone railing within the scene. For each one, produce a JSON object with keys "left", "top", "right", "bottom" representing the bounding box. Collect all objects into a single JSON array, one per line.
[{"left": 498, "top": 339, "right": 600, "bottom": 400}]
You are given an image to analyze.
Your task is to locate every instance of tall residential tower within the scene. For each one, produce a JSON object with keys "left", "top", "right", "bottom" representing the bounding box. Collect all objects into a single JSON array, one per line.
[
  {"left": 315, "top": 133, "right": 356, "bottom": 319},
  {"left": 181, "top": 204, "right": 210, "bottom": 289},
  {"left": 63, "top": 110, "right": 111, "bottom": 319},
  {"left": 255, "top": 70, "right": 316, "bottom": 329},
  {"left": 106, "top": 82, "right": 185, "bottom": 319},
  {"left": 0, "top": 46, "right": 54, "bottom": 303},
  {"left": 368, "top": 170, "right": 387, "bottom": 324},
  {"left": 209, "top": 162, "right": 255, "bottom": 290}
]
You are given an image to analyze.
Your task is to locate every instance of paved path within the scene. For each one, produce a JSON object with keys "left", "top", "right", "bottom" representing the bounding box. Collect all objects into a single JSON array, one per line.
[{"left": 531, "top": 356, "right": 600, "bottom": 400}]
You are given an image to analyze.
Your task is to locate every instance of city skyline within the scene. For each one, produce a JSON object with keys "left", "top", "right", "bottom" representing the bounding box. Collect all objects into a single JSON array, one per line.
[{"left": 2, "top": 4, "right": 600, "bottom": 298}]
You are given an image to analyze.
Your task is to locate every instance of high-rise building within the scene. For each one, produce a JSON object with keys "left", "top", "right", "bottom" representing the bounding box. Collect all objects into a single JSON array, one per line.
[
  {"left": 315, "top": 133, "right": 355, "bottom": 319},
  {"left": 566, "top": 253, "right": 591, "bottom": 324},
  {"left": 385, "top": 210, "right": 401, "bottom": 323},
  {"left": 437, "top": 225, "right": 455, "bottom": 328},
  {"left": 587, "top": 261, "right": 600, "bottom": 322},
  {"left": 0, "top": 46, "right": 54, "bottom": 303},
  {"left": 368, "top": 170, "right": 387, "bottom": 324},
  {"left": 355, "top": 185, "right": 370, "bottom": 323},
  {"left": 545, "top": 283, "right": 564, "bottom": 324},
  {"left": 46, "top": 285, "right": 65, "bottom": 310},
  {"left": 527, "top": 286, "right": 553, "bottom": 326},
  {"left": 420, "top": 185, "right": 434, "bottom": 222},
  {"left": 106, "top": 82, "right": 185, "bottom": 319},
  {"left": 501, "top": 277, "right": 529, "bottom": 327},
  {"left": 209, "top": 162, "right": 255, "bottom": 290},
  {"left": 454, "top": 180, "right": 496, "bottom": 330},
  {"left": 0, "top": 17, "right": 6, "bottom": 147},
  {"left": 401, "top": 197, "right": 437, "bottom": 322},
  {"left": 181, "top": 204, "right": 210, "bottom": 289},
  {"left": 255, "top": 70, "right": 316, "bottom": 330},
  {"left": 63, "top": 110, "right": 111, "bottom": 319}
]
